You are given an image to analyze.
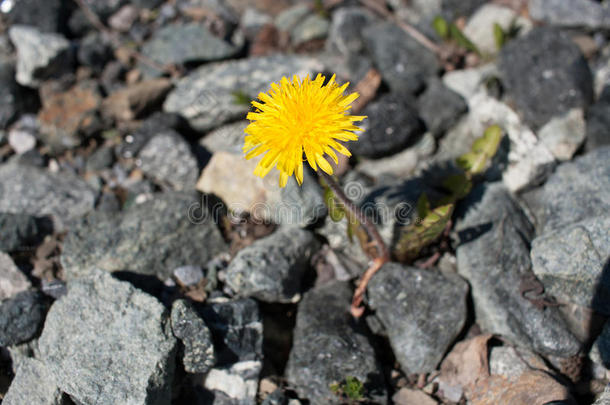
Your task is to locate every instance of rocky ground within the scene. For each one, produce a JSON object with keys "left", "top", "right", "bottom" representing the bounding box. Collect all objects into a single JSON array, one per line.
[{"left": 0, "top": 0, "right": 609, "bottom": 404}]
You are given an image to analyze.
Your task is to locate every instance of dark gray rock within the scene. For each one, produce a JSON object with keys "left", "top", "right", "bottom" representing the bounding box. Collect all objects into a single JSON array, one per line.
[
  {"left": 61, "top": 192, "right": 227, "bottom": 280},
  {"left": 441, "top": 0, "right": 487, "bottom": 19},
  {"left": 285, "top": 281, "right": 386, "bottom": 405},
  {"left": 171, "top": 299, "right": 215, "bottom": 374},
  {"left": 85, "top": 146, "right": 115, "bottom": 172},
  {"left": 2, "top": 357, "right": 68, "bottom": 405},
  {"left": 0, "top": 290, "right": 46, "bottom": 346},
  {"left": 0, "top": 212, "right": 52, "bottom": 253},
  {"left": 225, "top": 227, "right": 319, "bottom": 303},
  {"left": 367, "top": 263, "right": 469, "bottom": 374},
  {"left": 586, "top": 85, "right": 610, "bottom": 151},
  {"left": 351, "top": 93, "right": 423, "bottom": 158},
  {"left": 38, "top": 269, "right": 177, "bottom": 405},
  {"left": 164, "top": 55, "right": 323, "bottom": 131},
  {"left": 531, "top": 216, "right": 610, "bottom": 315},
  {"left": 363, "top": 22, "right": 439, "bottom": 94},
  {"left": 522, "top": 147, "right": 610, "bottom": 234},
  {"left": 6, "top": 0, "right": 67, "bottom": 33},
  {"left": 590, "top": 319, "right": 610, "bottom": 370},
  {"left": 200, "top": 298, "right": 263, "bottom": 404},
  {"left": 529, "top": 0, "right": 610, "bottom": 30},
  {"left": 138, "top": 130, "right": 199, "bottom": 191},
  {"left": 418, "top": 79, "right": 468, "bottom": 137},
  {"left": 499, "top": 27, "right": 593, "bottom": 130},
  {"left": 139, "top": 22, "right": 243, "bottom": 77},
  {"left": 8, "top": 25, "right": 72, "bottom": 88},
  {"left": 455, "top": 182, "right": 581, "bottom": 357},
  {"left": 326, "top": 7, "right": 377, "bottom": 56},
  {"left": 0, "top": 162, "right": 96, "bottom": 232},
  {"left": 115, "top": 112, "right": 186, "bottom": 159},
  {"left": 0, "top": 60, "right": 20, "bottom": 130},
  {"left": 77, "top": 33, "right": 112, "bottom": 75}
]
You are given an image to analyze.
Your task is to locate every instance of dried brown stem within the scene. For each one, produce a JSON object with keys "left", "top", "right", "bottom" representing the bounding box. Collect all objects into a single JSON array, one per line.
[{"left": 319, "top": 172, "right": 390, "bottom": 317}]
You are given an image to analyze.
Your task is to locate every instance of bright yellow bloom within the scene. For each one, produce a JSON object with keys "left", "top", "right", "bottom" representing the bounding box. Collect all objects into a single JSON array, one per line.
[{"left": 243, "top": 73, "right": 366, "bottom": 187}]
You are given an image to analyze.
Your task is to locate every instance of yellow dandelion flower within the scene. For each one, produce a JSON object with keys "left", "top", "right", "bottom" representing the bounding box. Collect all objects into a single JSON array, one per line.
[{"left": 243, "top": 73, "right": 366, "bottom": 187}]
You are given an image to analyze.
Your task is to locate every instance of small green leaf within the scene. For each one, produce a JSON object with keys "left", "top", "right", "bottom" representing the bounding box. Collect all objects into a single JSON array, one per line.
[
  {"left": 493, "top": 23, "right": 505, "bottom": 50},
  {"left": 416, "top": 193, "right": 430, "bottom": 219},
  {"left": 395, "top": 203, "right": 454, "bottom": 262},
  {"left": 442, "top": 173, "right": 473, "bottom": 202},
  {"left": 232, "top": 90, "right": 250, "bottom": 106},
  {"left": 456, "top": 124, "right": 503, "bottom": 175},
  {"left": 324, "top": 187, "right": 345, "bottom": 222},
  {"left": 344, "top": 376, "right": 365, "bottom": 400},
  {"left": 432, "top": 16, "right": 450, "bottom": 40},
  {"left": 449, "top": 23, "right": 480, "bottom": 55}
]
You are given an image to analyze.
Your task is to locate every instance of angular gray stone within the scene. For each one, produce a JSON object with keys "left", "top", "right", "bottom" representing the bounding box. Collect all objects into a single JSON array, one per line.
[
  {"left": 61, "top": 192, "right": 227, "bottom": 280},
  {"left": 139, "top": 22, "right": 243, "bottom": 77},
  {"left": 0, "top": 163, "right": 96, "bottom": 232},
  {"left": 285, "top": 281, "right": 386, "bottom": 405},
  {"left": 2, "top": 357, "right": 67, "bottom": 405},
  {"left": 0, "top": 290, "right": 46, "bottom": 346},
  {"left": 291, "top": 14, "right": 330, "bottom": 45},
  {"left": 164, "top": 55, "right": 324, "bottom": 131},
  {"left": 275, "top": 4, "right": 310, "bottom": 31},
  {"left": 225, "top": 227, "right": 319, "bottom": 303},
  {"left": 538, "top": 108, "right": 586, "bottom": 161},
  {"left": 38, "top": 269, "right": 177, "bottom": 405},
  {"left": 368, "top": 263, "right": 468, "bottom": 374},
  {"left": 499, "top": 27, "right": 593, "bottom": 130},
  {"left": 417, "top": 79, "right": 468, "bottom": 137},
  {"left": 594, "top": 386, "right": 610, "bottom": 405},
  {"left": 441, "top": 0, "right": 487, "bottom": 19},
  {"left": 363, "top": 22, "right": 439, "bottom": 94},
  {"left": 455, "top": 182, "right": 581, "bottom": 357},
  {"left": 590, "top": 320, "right": 610, "bottom": 370},
  {"left": 529, "top": 0, "right": 610, "bottom": 30},
  {"left": 201, "top": 298, "right": 263, "bottom": 404},
  {"left": 0, "top": 212, "right": 52, "bottom": 253},
  {"left": 326, "top": 7, "right": 377, "bottom": 56},
  {"left": 522, "top": 147, "right": 610, "bottom": 234},
  {"left": 200, "top": 121, "right": 248, "bottom": 154},
  {"left": 0, "top": 252, "right": 31, "bottom": 301},
  {"left": 171, "top": 299, "right": 215, "bottom": 374},
  {"left": 6, "top": 0, "right": 65, "bottom": 33},
  {"left": 173, "top": 265, "right": 204, "bottom": 287},
  {"left": 8, "top": 25, "right": 72, "bottom": 88},
  {"left": 138, "top": 130, "right": 199, "bottom": 191},
  {"left": 531, "top": 216, "right": 610, "bottom": 315},
  {"left": 350, "top": 93, "right": 423, "bottom": 158},
  {"left": 0, "top": 60, "right": 20, "bottom": 130}
]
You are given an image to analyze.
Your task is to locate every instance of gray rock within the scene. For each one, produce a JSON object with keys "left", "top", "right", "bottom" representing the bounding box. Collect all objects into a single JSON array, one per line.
[
  {"left": 0, "top": 290, "right": 46, "bottom": 346},
  {"left": 326, "top": 7, "right": 377, "bottom": 56},
  {"left": 538, "top": 108, "right": 586, "bottom": 161},
  {"left": 531, "top": 216, "right": 610, "bottom": 315},
  {"left": 61, "top": 192, "right": 227, "bottom": 280},
  {"left": 6, "top": 0, "right": 65, "bottom": 33},
  {"left": 489, "top": 345, "right": 549, "bottom": 380},
  {"left": 285, "top": 281, "right": 386, "bottom": 405},
  {"left": 594, "top": 385, "right": 610, "bottom": 405},
  {"left": 455, "top": 182, "right": 581, "bottom": 357},
  {"left": 499, "top": 27, "right": 593, "bottom": 130},
  {"left": 225, "top": 227, "right": 319, "bottom": 303},
  {"left": 139, "top": 22, "right": 243, "bottom": 77},
  {"left": 85, "top": 146, "right": 115, "bottom": 172},
  {"left": 367, "top": 263, "right": 469, "bottom": 374},
  {"left": 275, "top": 4, "right": 310, "bottom": 31},
  {"left": 441, "top": 0, "right": 487, "bottom": 19},
  {"left": 586, "top": 85, "right": 610, "bottom": 151},
  {"left": 529, "top": 0, "right": 610, "bottom": 30},
  {"left": 38, "top": 269, "right": 177, "bottom": 405},
  {"left": 241, "top": 8, "right": 272, "bottom": 40},
  {"left": 171, "top": 299, "right": 215, "bottom": 374},
  {"left": 201, "top": 298, "right": 263, "bottom": 404},
  {"left": 2, "top": 357, "right": 68, "bottom": 405},
  {"left": 77, "top": 33, "right": 112, "bottom": 75},
  {"left": 138, "top": 130, "right": 199, "bottom": 190},
  {"left": 0, "top": 212, "right": 52, "bottom": 253},
  {"left": 417, "top": 79, "right": 468, "bottom": 137},
  {"left": 351, "top": 93, "right": 423, "bottom": 158},
  {"left": 0, "top": 252, "right": 31, "bottom": 300},
  {"left": 0, "top": 162, "right": 96, "bottom": 232},
  {"left": 522, "top": 147, "right": 610, "bottom": 234},
  {"left": 291, "top": 14, "right": 330, "bottom": 45},
  {"left": 173, "top": 265, "right": 205, "bottom": 287},
  {"left": 0, "top": 60, "right": 20, "bottom": 130},
  {"left": 590, "top": 320, "right": 610, "bottom": 370},
  {"left": 164, "top": 55, "right": 324, "bottom": 132},
  {"left": 8, "top": 25, "right": 72, "bottom": 88},
  {"left": 200, "top": 121, "right": 248, "bottom": 154},
  {"left": 363, "top": 22, "right": 439, "bottom": 94}
]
